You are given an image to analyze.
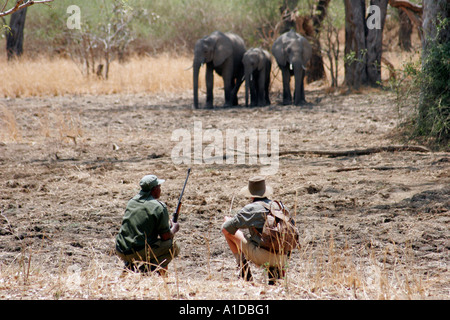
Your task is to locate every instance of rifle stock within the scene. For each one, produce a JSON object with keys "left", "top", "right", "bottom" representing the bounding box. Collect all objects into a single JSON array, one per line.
[{"left": 172, "top": 168, "right": 191, "bottom": 223}]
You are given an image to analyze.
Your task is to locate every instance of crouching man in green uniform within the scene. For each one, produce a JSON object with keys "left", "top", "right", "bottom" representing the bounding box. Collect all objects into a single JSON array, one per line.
[{"left": 115, "top": 174, "right": 180, "bottom": 275}]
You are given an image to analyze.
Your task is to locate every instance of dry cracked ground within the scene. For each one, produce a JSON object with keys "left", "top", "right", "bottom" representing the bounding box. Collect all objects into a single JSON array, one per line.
[{"left": 0, "top": 89, "right": 448, "bottom": 299}]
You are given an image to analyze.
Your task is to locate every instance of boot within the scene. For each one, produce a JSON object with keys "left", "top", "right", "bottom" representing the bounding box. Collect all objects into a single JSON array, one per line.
[
  {"left": 267, "top": 267, "right": 282, "bottom": 285},
  {"left": 234, "top": 253, "right": 253, "bottom": 281}
]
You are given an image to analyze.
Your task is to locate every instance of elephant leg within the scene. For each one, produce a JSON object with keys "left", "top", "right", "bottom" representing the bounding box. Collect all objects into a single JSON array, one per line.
[
  {"left": 257, "top": 72, "right": 265, "bottom": 106},
  {"left": 231, "top": 72, "right": 244, "bottom": 107},
  {"left": 205, "top": 64, "right": 214, "bottom": 109},
  {"left": 281, "top": 68, "right": 292, "bottom": 105},
  {"left": 300, "top": 69, "right": 306, "bottom": 104},
  {"left": 223, "top": 80, "right": 233, "bottom": 108},
  {"left": 222, "top": 63, "right": 234, "bottom": 108},
  {"left": 293, "top": 68, "right": 306, "bottom": 106},
  {"left": 264, "top": 69, "right": 271, "bottom": 106},
  {"left": 250, "top": 77, "right": 257, "bottom": 106}
]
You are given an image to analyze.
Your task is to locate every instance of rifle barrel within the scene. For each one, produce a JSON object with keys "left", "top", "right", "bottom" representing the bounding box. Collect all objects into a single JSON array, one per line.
[{"left": 173, "top": 168, "right": 191, "bottom": 222}]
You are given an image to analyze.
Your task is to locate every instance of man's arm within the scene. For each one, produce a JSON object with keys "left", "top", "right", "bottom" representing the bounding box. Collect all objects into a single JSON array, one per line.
[
  {"left": 160, "top": 222, "right": 179, "bottom": 240},
  {"left": 156, "top": 201, "right": 179, "bottom": 241}
]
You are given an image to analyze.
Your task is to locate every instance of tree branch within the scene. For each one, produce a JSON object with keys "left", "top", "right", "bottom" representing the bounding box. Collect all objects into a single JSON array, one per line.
[
  {"left": 278, "top": 145, "right": 430, "bottom": 158},
  {"left": 388, "top": 0, "right": 422, "bottom": 14},
  {"left": 0, "top": 0, "right": 53, "bottom": 18}
]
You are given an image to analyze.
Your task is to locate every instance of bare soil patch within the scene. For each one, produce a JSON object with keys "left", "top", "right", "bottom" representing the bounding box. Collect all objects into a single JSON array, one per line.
[{"left": 0, "top": 89, "right": 448, "bottom": 299}]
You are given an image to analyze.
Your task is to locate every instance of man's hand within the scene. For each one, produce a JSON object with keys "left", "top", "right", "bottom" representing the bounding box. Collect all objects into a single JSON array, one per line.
[{"left": 171, "top": 221, "right": 180, "bottom": 234}]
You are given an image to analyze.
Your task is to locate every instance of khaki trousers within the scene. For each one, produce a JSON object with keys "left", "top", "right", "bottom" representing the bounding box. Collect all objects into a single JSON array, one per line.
[{"left": 239, "top": 235, "right": 288, "bottom": 268}]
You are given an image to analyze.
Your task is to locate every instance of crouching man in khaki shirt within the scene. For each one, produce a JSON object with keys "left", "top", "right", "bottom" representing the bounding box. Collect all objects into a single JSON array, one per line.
[{"left": 222, "top": 176, "right": 288, "bottom": 285}]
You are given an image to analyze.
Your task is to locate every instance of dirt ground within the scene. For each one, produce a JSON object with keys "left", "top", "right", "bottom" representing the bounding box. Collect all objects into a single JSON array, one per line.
[{"left": 0, "top": 89, "right": 448, "bottom": 299}]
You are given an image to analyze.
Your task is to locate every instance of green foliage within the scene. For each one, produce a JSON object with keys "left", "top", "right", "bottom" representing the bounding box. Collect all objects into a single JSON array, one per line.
[
  {"left": 25, "top": 0, "right": 343, "bottom": 53},
  {"left": 389, "top": 17, "right": 449, "bottom": 149},
  {"left": 416, "top": 17, "right": 449, "bottom": 148}
]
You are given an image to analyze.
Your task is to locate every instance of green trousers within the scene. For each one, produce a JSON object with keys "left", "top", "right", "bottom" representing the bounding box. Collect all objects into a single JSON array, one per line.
[{"left": 116, "top": 239, "right": 180, "bottom": 271}]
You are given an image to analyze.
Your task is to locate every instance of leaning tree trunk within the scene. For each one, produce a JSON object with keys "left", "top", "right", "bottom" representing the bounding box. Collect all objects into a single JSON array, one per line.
[
  {"left": 398, "top": 8, "right": 413, "bottom": 51},
  {"left": 279, "top": 0, "right": 299, "bottom": 34},
  {"left": 306, "top": 0, "right": 330, "bottom": 83},
  {"left": 6, "top": 8, "right": 27, "bottom": 60}
]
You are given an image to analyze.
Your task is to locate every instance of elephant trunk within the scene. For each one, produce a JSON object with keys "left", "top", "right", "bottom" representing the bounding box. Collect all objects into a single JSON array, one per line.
[
  {"left": 193, "top": 61, "right": 201, "bottom": 109},
  {"left": 245, "top": 71, "right": 251, "bottom": 107},
  {"left": 293, "top": 61, "right": 303, "bottom": 105}
]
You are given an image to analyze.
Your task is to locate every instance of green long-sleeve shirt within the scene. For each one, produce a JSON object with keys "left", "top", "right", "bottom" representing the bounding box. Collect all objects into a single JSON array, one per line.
[{"left": 116, "top": 191, "right": 170, "bottom": 253}]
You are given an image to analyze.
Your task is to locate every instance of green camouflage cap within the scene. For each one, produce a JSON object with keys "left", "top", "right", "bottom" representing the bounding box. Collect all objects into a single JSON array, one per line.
[{"left": 139, "top": 175, "right": 165, "bottom": 192}]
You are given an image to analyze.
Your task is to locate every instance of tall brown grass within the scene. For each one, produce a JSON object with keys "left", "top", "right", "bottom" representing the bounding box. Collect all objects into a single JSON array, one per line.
[
  {"left": 0, "top": 54, "right": 198, "bottom": 98},
  {"left": 0, "top": 54, "right": 290, "bottom": 98},
  {"left": 0, "top": 105, "right": 22, "bottom": 142}
]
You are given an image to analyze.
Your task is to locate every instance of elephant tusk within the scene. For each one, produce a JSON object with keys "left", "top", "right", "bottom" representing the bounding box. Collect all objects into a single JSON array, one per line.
[
  {"left": 185, "top": 65, "right": 193, "bottom": 71},
  {"left": 289, "top": 64, "right": 293, "bottom": 71},
  {"left": 250, "top": 74, "right": 253, "bottom": 81},
  {"left": 302, "top": 65, "right": 307, "bottom": 70}
]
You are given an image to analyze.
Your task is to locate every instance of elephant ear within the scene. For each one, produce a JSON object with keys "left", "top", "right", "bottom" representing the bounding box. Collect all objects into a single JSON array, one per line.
[
  {"left": 213, "top": 34, "right": 233, "bottom": 67},
  {"left": 272, "top": 37, "right": 287, "bottom": 66},
  {"left": 300, "top": 37, "right": 313, "bottom": 67},
  {"left": 257, "top": 49, "right": 266, "bottom": 71}
]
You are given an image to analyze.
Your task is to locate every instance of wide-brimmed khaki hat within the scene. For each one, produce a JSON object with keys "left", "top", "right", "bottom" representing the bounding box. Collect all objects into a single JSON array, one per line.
[{"left": 240, "top": 176, "right": 273, "bottom": 198}]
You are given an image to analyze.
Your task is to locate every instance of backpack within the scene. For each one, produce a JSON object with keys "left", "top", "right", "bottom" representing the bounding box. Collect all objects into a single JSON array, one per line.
[{"left": 254, "top": 200, "right": 300, "bottom": 254}]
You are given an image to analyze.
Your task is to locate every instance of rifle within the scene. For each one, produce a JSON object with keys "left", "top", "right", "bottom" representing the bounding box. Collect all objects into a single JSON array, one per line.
[{"left": 172, "top": 168, "right": 191, "bottom": 223}]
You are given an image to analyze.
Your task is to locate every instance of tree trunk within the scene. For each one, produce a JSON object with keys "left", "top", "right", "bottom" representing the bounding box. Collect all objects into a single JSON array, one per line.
[
  {"left": 279, "top": 0, "right": 299, "bottom": 34},
  {"left": 344, "top": 0, "right": 388, "bottom": 89},
  {"left": 306, "top": 0, "right": 330, "bottom": 83},
  {"left": 343, "top": 0, "right": 367, "bottom": 89},
  {"left": 366, "top": 0, "right": 388, "bottom": 86},
  {"left": 398, "top": 8, "right": 413, "bottom": 51},
  {"left": 418, "top": 0, "right": 449, "bottom": 143},
  {"left": 6, "top": 8, "right": 27, "bottom": 60},
  {"left": 421, "top": 0, "right": 449, "bottom": 58}
]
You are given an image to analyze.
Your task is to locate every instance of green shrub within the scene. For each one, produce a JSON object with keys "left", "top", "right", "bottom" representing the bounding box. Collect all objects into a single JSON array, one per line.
[
  {"left": 416, "top": 17, "right": 450, "bottom": 147},
  {"left": 388, "top": 17, "right": 449, "bottom": 150}
]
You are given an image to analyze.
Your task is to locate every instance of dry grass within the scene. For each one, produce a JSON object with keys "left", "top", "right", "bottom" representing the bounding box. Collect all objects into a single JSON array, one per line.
[
  {"left": 0, "top": 234, "right": 432, "bottom": 300},
  {"left": 0, "top": 54, "right": 289, "bottom": 99},
  {"left": 0, "top": 54, "right": 198, "bottom": 98},
  {"left": 0, "top": 51, "right": 419, "bottom": 99},
  {"left": 0, "top": 51, "right": 444, "bottom": 301},
  {"left": 0, "top": 106, "right": 22, "bottom": 142}
]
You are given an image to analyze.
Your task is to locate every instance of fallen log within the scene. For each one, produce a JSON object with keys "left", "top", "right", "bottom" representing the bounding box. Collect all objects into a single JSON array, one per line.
[
  {"left": 279, "top": 145, "right": 430, "bottom": 158},
  {"left": 334, "top": 166, "right": 418, "bottom": 172}
]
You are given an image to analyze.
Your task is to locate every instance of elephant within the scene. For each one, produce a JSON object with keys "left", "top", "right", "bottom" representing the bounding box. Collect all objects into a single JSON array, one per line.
[
  {"left": 193, "top": 31, "right": 246, "bottom": 109},
  {"left": 272, "top": 30, "right": 312, "bottom": 106},
  {"left": 242, "top": 48, "right": 272, "bottom": 107}
]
